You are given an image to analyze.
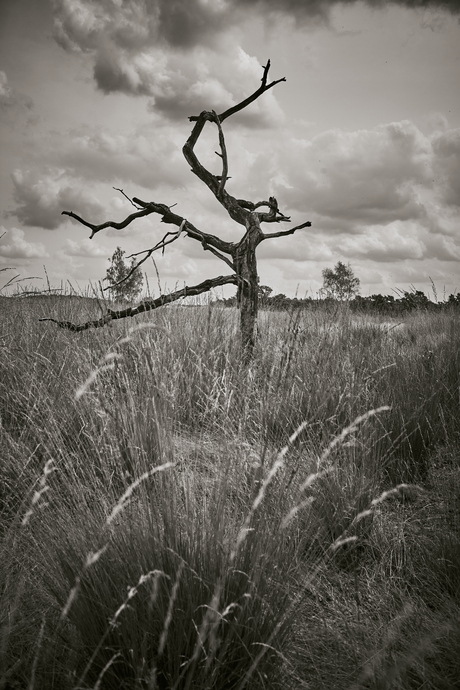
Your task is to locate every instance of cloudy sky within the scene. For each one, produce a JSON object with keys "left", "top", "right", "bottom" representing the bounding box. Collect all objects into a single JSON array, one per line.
[{"left": 1, "top": 0, "right": 459, "bottom": 299}]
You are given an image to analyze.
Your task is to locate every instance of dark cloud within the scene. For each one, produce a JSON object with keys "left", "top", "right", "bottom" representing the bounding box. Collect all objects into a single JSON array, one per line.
[
  {"left": 153, "top": 0, "right": 231, "bottom": 48},
  {"left": 92, "top": 43, "right": 155, "bottom": 96},
  {"left": 52, "top": 0, "right": 460, "bottom": 58},
  {"left": 52, "top": 0, "right": 460, "bottom": 103},
  {"left": 51, "top": 0, "right": 232, "bottom": 54},
  {"left": 235, "top": 0, "right": 460, "bottom": 19},
  {"left": 92, "top": 41, "right": 283, "bottom": 125}
]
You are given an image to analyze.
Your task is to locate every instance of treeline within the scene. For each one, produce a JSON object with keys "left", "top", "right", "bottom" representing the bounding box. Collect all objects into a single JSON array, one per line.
[{"left": 216, "top": 288, "right": 460, "bottom": 314}]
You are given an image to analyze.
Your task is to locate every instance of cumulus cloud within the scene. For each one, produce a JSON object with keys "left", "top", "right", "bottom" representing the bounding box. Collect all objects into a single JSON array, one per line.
[
  {"left": 64, "top": 238, "right": 109, "bottom": 257},
  {"left": 0, "top": 70, "right": 34, "bottom": 116},
  {"left": 51, "top": 0, "right": 460, "bottom": 56},
  {"left": 272, "top": 120, "right": 433, "bottom": 228},
  {"left": 239, "top": 118, "right": 460, "bottom": 273},
  {"left": 148, "top": 48, "right": 284, "bottom": 125},
  {"left": 432, "top": 128, "right": 460, "bottom": 207},
  {"left": 50, "top": 1, "right": 284, "bottom": 124},
  {"left": 52, "top": 0, "right": 237, "bottom": 92},
  {"left": 51, "top": 0, "right": 232, "bottom": 53},
  {"left": 92, "top": 42, "right": 283, "bottom": 124},
  {"left": 234, "top": 0, "right": 460, "bottom": 20},
  {"left": 49, "top": 0, "right": 460, "bottom": 126},
  {"left": 337, "top": 222, "right": 426, "bottom": 262},
  {"left": 10, "top": 169, "right": 106, "bottom": 230},
  {"left": 0, "top": 227, "right": 49, "bottom": 259},
  {"left": 0, "top": 71, "right": 14, "bottom": 105},
  {"left": 59, "top": 125, "right": 188, "bottom": 188}
]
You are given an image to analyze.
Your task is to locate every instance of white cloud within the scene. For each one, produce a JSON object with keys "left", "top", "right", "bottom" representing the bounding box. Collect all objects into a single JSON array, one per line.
[
  {"left": 51, "top": 1, "right": 284, "bottom": 125},
  {"left": 0, "top": 71, "right": 12, "bottom": 102},
  {"left": 147, "top": 47, "right": 285, "bottom": 126},
  {"left": 10, "top": 169, "right": 106, "bottom": 230},
  {"left": 91, "top": 42, "right": 285, "bottom": 126},
  {"left": 51, "top": 0, "right": 232, "bottom": 53},
  {"left": 337, "top": 222, "right": 426, "bottom": 262},
  {"left": 271, "top": 120, "right": 433, "bottom": 226},
  {"left": 51, "top": 0, "right": 460, "bottom": 60},
  {"left": 432, "top": 128, "right": 460, "bottom": 207},
  {"left": 0, "top": 227, "right": 49, "bottom": 259},
  {"left": 59, "top": 125, "right": 188, "bottom": 189},
  {"left": 64, "top": 238, "right": 109, "bottom": 257},
  {"left": 0, "top": 71, "right": 34, "bottom": 117}
]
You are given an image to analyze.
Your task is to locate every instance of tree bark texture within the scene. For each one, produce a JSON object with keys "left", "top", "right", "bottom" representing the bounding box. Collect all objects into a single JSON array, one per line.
[{"left": 233, "top": 215, "right": 264, "bottom": 360}]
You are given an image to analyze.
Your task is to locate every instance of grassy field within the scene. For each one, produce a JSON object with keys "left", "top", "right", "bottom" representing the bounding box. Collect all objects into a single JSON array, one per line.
[{"left": 0, "top": 295, "right": 459, "bottom": 689}]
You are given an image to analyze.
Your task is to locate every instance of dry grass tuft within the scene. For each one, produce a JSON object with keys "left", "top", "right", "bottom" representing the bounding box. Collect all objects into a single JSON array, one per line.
[{"left": 0, "top": 298, "right": 459, "bottom": 688}]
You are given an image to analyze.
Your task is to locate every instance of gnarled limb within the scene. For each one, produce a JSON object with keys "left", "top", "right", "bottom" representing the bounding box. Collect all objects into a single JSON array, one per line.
[
  {"left": 189, "top": 60, "right": 286, "bottom": 125},
  {"left": 123, "top": 220, "right": 235, "bottom": 282},
  {"left": 132, "top": 198, "right": 235, "bottom": 256},
  {"left": 212, "top": 110, "right": 228, "bottom": 196},
  {"left": 254, "top": 197, "right": 292, "bottom": 224},
  {"left": 183, "top": 113, "right": 248, "bottom": 226},
  {"left": 262, "top": 220, "right": 311, "bottom": 240},
  {"left": 64, "top": 194, "right": 234, "bottom": 258},
  {"left": 39, "top": 275, "right": 238, "bottom": 332},
  {"left": 183, "top": 62, "right": 286, "bottom": 226},
  {"left": 235, "top": 197, "right": 290, "bottom": 223},
  {"left": 62, "top": 208, "right": 154, "bottom": 240}
]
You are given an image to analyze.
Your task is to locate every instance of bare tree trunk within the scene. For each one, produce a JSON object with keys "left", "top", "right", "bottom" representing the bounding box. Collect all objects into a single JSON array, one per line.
[{"left": 234, "top": 216, "right": 263, "bottom": 360}]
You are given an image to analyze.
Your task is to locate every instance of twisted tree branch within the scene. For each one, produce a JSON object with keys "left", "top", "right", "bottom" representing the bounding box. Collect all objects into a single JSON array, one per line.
[
  {"left": 113, "top": 187, "right": 143, "bottom": 210},
  {"left": 62, "top": 208, "right": 154, "bottom": 240},
  {"left": 39, "top": 275, "right": 239, "bottom": 332},
  {"left": 63, "top": 195, "right": 234, "bottom": 258},
  {"left": 104, "top": 221, "right": 187, "bottom": 293},
  {"left": 262, "top": 220, "right": 311, "bottom": 240},
  {"left": 183, "top": 61, "right": 286, "bottom": 226},
  {"left": 189, "top": 60, "right": 286, "bottom": 125},
  {"left": 212, "top": 110, "right": 228, "bottom": 196}
]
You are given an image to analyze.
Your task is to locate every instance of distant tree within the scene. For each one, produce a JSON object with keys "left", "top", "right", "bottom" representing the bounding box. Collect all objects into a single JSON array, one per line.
[
  {"left": 368, "top": 294, "right": 395, "bottom": 313},
  {"left": 321, "top": 261, "right": 360, "bottom": 300},
  {"left": 271, "top": 293, "right": 290, "bottom": 309},
  {"left": 258, "top": 285, "right": 273, "bottom": 300},
  {"left": 399, "top": 290, "right": 432, "bottom": 311},
  {"left": 105, "top": 246, "right": 143, "bottom": 303},
  {"left": 258, "top": 285, "right": 273, "bottom": 307}
]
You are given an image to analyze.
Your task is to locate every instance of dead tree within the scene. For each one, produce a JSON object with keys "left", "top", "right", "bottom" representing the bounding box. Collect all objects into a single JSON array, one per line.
[{"left": 41, "top": 61, "right": 311, "bottom": 360}]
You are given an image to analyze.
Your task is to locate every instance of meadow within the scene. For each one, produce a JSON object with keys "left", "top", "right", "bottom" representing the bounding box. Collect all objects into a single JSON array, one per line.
[{"left": 0, "top": 295, "right": 459, "bottom": 689}]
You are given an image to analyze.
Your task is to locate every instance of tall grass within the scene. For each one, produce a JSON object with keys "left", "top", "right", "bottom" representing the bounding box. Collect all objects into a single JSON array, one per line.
[{"left": 0, "top": 297, "right": 459, "bottom": 688}]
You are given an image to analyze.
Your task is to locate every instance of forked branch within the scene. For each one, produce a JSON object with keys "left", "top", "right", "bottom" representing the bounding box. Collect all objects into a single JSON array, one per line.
[
  {"left": 63, "top": 195, "right": 234, "bottom": 258},
  {"left": 62, "top": 208, "right": 154, "bottom": 240},
  {"left": 212, "top": 110, "right": 228, "bottom": 195},
  {"left": 104, "top": 221, "right": 187, "bottom": 293},
  {"left": 189, "top": 60, "right": 286, "bottom": 125},
  {"left": 183, "top": 61, "right": 286, "bottom": 225}
]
